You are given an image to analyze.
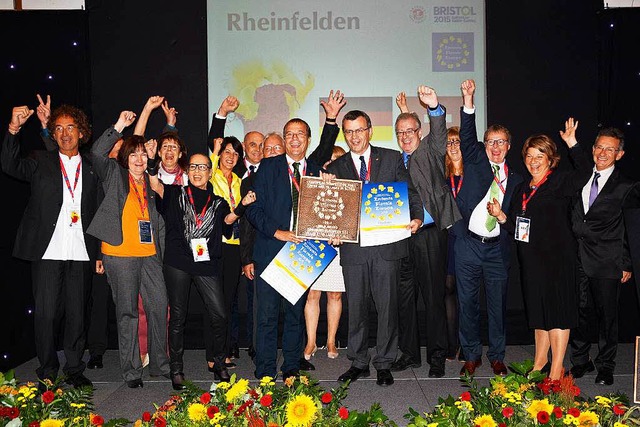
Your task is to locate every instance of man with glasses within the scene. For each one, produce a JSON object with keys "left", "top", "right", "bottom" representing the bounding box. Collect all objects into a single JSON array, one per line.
[
  {"left": 2, "top": 104, "right": 101, "bottom": 391},
  {"left": 453, "top": 79, "right": 523, "bottom": 377},
  {"left": 390, "top": 86, "right": 461, "bottom": 378},
  {"left": 569, "top": 127, "right": 640, "bottom": 386},
  {"left": 327, "top": 110, "right": 424, "bottom": 387}
]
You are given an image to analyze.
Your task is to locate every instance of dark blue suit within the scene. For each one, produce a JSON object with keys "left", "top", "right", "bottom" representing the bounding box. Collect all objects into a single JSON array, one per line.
[
  {"left": 245, "top": 154, "right": 322, "bottom": 378},
  {"left": 452, "top": 108, "right": 523, "bottom": 363}
]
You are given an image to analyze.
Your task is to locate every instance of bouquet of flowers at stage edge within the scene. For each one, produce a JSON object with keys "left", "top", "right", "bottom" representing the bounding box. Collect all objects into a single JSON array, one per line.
[
  {"left": 404, "top": 360, "right": 640, "bottom": 427},
  {"left": 133, "top": 373, "right": 397, "bottom": 427},
  {"left": 0, "top": 370, "right": 128, "bottom": 427}
]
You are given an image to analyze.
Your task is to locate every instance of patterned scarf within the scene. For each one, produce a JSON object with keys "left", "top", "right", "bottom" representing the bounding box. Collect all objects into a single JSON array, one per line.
[{"left": 179, "top": 186, "right": 223, "bottom": 240}]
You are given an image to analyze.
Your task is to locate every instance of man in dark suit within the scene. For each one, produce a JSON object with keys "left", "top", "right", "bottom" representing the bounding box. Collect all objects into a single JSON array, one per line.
[
  {"left": 453, "top": 79, "right": 523, "bottom": 377},
  {"left": 245, "top": 116, "right": 331, "bottom": 380},
  {"left": 1, "top": 104, "right": 100, "bottom": 390},
  {"left": 569, "top": 127, "right": 640, "bottom": 386},
  {"left": 391, "top": 86, "right": 462, "bottom": 378},
  {"left": 327, "top": 110, "right": 424, "bottom": 387}
]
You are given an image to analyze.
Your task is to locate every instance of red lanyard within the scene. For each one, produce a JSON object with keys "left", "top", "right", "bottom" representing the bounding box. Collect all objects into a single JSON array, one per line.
[
  {"left": 226, "top": 175, "right": 236, "bottom": 209},
  {"left": 521, "top": 170, "right": 552, "bottom": 214},
  {"left": 450, "top": 174, "right": 463, "bottom": 198},
  {"left": 353, "top": 156, "right": 371, "bottom": 181},
  {"left": 59, "top": 157, "right": 81, "bottom": 202},
  {"left": 187, "top": 187, "right": 211, "bottom": 228},
  {"left": 128, "top": 174, "right": 148, "bottom": 216},
  {"left": 288, "top": 162, "right": 306, "bottom": 192},
  {"left": 492, "top": 163, "right": 508, "bottom": 195}
]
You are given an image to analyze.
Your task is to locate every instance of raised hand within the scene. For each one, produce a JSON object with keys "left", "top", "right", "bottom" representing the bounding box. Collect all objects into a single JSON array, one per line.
[
  {"left": 559, "top": 117, "right": 579, "bottom": 148},
  {"left": 36, "top": 94, "right": 51, "bottom": 128},
  {"left": 213, "top": 137, "right": 223, "bottom": 156},
  {"left": 320, "top": 89, "right": 346, "bottom": 119},
  {"left": 461, "top": 79, "right": 476, "bottom": 108},
  {"left": 161, "top": 100, "right": 178, "bottom": 127},
  {"left": 10, "top": 106, "right": 34, "bottom": 132},
  {"left": 114, "top": 111, "right": 136, "bottom": 133},
  {"left": 144, "top": 96, "right": 165, "bottom": 111},
  {"left": 396, "top": 91, "right": 408, "bottom": 113},
  {"left": 144, "top": 138, "right": 158, "bottom": 159},
  {"left": 218, "top": 96, "right": 239, "bottom": 117},
  {"left": 417, "top": 85, "right": 438, "bottom": 109},
  {"left": 241, "top": 190, "right": 257, "bottom": 206}
]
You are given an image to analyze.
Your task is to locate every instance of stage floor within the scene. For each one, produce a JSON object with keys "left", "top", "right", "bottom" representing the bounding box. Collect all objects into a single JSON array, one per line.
[{"left": 12, "top": 344, "right": 638, "bottom": 426}]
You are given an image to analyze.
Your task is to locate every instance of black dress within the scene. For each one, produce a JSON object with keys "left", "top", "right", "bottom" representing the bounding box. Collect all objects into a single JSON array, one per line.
[{"left": 504, "top": 146, "right": 591, "bottom": 330}]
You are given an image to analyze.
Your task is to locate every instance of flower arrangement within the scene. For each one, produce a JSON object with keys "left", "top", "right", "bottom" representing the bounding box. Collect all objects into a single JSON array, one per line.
[
  {"left": 133, "top": 373, "right": 397, "bottom": 427},
  {"left": 0, "top": 370, "right": 128, "bottom": 427},
  {"left": 404, "top": 360, "right": 640, "bottom": 427}
]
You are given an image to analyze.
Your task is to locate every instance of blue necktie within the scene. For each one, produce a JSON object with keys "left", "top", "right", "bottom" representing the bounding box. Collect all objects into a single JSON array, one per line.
[
  {"left": 404, "top": 154, "right": 411, "bottom": 168},
  {"left": 359, "top": 156, "right": 367, "bottom": 181},
  {"left": 588, "top": 171, "right": 600, "bottom": 208}
]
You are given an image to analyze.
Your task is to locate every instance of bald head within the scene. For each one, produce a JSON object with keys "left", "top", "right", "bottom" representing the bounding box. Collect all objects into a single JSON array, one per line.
[{"left": 243, "top": 131, "right": 264, "bottom": 165}]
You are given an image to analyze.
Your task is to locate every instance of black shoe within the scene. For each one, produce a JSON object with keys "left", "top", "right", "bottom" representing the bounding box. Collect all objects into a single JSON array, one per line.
[
  {"left": 281, "top": 369, "right": 300, "bottom": 380},
  {"left": 376, "top": 369, "right": 394, "bottom": 387},
  {"left": 540, "top": 362, "right": 551, "bottom": 376},
  {"left": 65, "top": 373, "right": 93, "bottom": 389},
  {"left": 170, "top": 372, "right": 186, "bottom": 391},
  {"left": 299, "top": 358, "right": 316, "bottom": 371},
  {"left": 87, "top": 355, "right": 103, "bottom": 370},
  {"left": 595, "top": 370, "right": 614, "bottom": 386},
  {"left": 126, "top": 378, "right": 143, "bottom": 388},
  {"left": 570, "top": 360, "right": 595, "bottom": 379},
  {"left": 211, "top": 365, "right": 231, "bottom": 382},
  {"left": 230, "top": 343, "right": 240, "bottom": 359},
  {"left": 247, "top": 345, "right": 256, "bottom": 359},
  {"left": 224, "top": 361, "right": 237, "bottom": 369},
  {"left": 428, "top": 363, "right": 445, "bottom": 378},
  {"left": 390, "top": 354, "right": 421, "bottom": 372},
  {"left": 338, "top": 366, "right": 370, "bottom": 383}
]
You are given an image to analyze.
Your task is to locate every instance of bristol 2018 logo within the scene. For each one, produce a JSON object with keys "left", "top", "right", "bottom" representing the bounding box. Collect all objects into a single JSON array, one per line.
[{"left": 410, "top": 6, "right": 426, "bottom": 23}]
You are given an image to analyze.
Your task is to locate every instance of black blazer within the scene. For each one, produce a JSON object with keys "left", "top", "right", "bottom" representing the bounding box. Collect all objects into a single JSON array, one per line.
[
  {"left": 326, "top": 145, "right": 424, "bottom": 265},
  {"left": 572, "top": 167, "right": 640, "bottom": 279},
  {"left": 1, "top": 131, "right": 100, "bottom": 262}
]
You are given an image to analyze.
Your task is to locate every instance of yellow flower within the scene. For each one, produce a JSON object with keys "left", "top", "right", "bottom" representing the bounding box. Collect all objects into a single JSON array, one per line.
[
  {"left": 503, "top": 392, "right": 522, "bottom": 404},
  {"left": 299, "top": 375, "right": 309, "bottom": 385},
  {"left": 71, "top": 402, "right": 86, "bottom": 408},
  {"left": 491, "top": 382, "right": 507, "bottom": 397},
  {"left": 526, "top": 398, "right": 554, "bottom": 419},
  {"left": 614, "top": 423, "right": 627, "bottom": 427},
  {"left": 427, "top": 423, "right": 439, "bottom": 427},
  {"left": 41, "top": 420, "right": 65, "bottom": 427},
  {"left": 133, "top": 421, "right": 143, "bottom": 427},
  {"left": 260, "top": 376, "right": 276, "bottom": 386},
  {"left": 188, "top": 402, "right": 208, "bottom": 422},
  {"left": 216, "top": 381, "right": 231, "bottom": 390},
  {"left": 211, "top": 412, "right": 226, "bottom": 423},
  {"left": 454, "top": 400, "right": 474, "bottom": 412},
  {"left": 577, "top": 410, "right": 599, "bottom": 427},
  {"left": 473, "top": 414, "right": 497, "bottom": 427},
  {"left": 0, "top": 385, "right": 18, "bottom": 395},
  {"left": 225, "top": 378, "right": 249, "bottom": 402},
  {"left": 286, "top": 394, "right": 317, "bottom": 426},
  {"left": 285, "top": 377, "right": 295, "bottom": 387},
  {"left": 595, "top": 395, "right": 611, "bottom": 407}
]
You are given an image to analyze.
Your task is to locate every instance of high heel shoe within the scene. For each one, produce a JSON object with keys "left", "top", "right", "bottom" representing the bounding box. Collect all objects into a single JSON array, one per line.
[
  {"left": 326, "top": 344, "right": 339, "bottom": 359},
  {"left": 303, "top": 345, "right": 318, "bottom": 361},
  {"left": 210, "top": 364, "right": 231, "bottom": 382}
]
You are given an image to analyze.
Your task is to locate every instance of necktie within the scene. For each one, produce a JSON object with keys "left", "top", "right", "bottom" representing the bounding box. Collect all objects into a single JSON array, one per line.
[
  {"left": 291, "top": 162, "right": 301, "bottom": 231},
  {"left": 249, "top": 165, "right": 255, "bottom": 175},
  {"left": 404, "top": 154, "right": 411, "bottom": 169},
  {"left": 359, "top": 156, "right": 367, "bottom": 181},
  {"left": 485, "top": 164, "right": 501, "bottom": 232},
  {"left": 588, "top": 171, "right": 600, "bottom": 208}
]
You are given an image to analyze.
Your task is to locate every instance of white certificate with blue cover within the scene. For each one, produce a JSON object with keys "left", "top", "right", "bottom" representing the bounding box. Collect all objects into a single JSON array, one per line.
[
  {"left": 360, "top": 181, "right": 411, "bottom": 247},
  {"left": 261, "top": 240, "right": 338, "bottom": 304}
]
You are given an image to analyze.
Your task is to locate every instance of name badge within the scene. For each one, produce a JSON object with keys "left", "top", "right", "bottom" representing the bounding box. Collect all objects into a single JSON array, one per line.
[
  {"left": 515, "top": 216, "right": 530, "bottom": 243},
  {"left": 138, "top": 220, "right": 153, "bottom": 244},
  {"left": 67, "top": 205, "right": 82, "bottom": 229},
  {"left": 191, "top": 238, "right": 210, "bottom": 262}
]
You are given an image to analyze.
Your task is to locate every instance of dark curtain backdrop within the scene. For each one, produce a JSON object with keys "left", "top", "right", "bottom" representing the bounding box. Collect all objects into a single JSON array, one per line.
[{"left": 1, "top": 0, "right": 639, "bottom": 372}]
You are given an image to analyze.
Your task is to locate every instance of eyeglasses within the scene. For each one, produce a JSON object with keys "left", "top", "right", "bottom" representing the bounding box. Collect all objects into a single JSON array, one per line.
[
  {"left": 264, "top": 145, "right": 284, "bottom": 153},
  {"left": 54, "top": 124, "right": 77, "bottom": 134},
  {"left": 284, "top": 131, "right": 307, "bottom": 140},
  {"left": 484, "top": 139, "right": 508, "bottom": 147},
  {"left": 188, "top": 164, "right": 210, "bottom": 171},
  {"left": 343, "top": 127, "right": 370, "bottom": 137},
  {"left": 161, "top": 144, "right": 179, "bottom": 151},
  {"left": 446, "top": 139, "right": 461, "bottom": 147},
  {"left": 395, "top": 128, "right": 419, "bottom": 138},
  {"left": 593, "top": 145, "right": 620, "bottom": 154}
]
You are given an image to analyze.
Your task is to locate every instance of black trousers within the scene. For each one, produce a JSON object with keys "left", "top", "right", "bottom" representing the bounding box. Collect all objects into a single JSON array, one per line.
[
  {"left": 86, "top": 271, "right": 114, "bottom": 357},
  {"left": 570, "top": 264, "right": 621, "bottom": 372},
  {"left": 397, "top": 226, "right": 448, "bottom": 365},
  {"left": 32, "top": 259, "right": 92, "bottom": 380},
  {"left": 164, "top": 264, "right": 227, "bottom": 373}
]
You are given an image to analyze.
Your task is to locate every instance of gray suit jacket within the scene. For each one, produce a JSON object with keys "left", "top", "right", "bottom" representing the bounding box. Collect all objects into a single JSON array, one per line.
[
  {"left": 407, "top": 108, "right": 462, "bottom": 231},
  {"left": 86, "top": 127, "right": 165, "bottom": 260}
]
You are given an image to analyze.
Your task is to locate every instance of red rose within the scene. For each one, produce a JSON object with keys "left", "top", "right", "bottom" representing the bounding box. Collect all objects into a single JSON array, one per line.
[
  {"left": 568, "top": 407, "right": 580, "bottom": 417},
  {"left": 553, "top": 407, "right": 563, "bottom": 418},
  {"left": 207, "top": 405, "right": 220, "bottom": 418},
  {"left": 613, "top": 404, "right": 625, "bottom": 415},
  {"left": 227, "top": 403, "right": 234, "bottom": 411},
  {"left": 29, "top": 422, "right": 40, "bottom": 427},
  {"left": 499, "top": 423, "right": 506, "bottom": 427},
  {"left": 260, "top": 394, "right": 273, "bottom": 407},
  {"left": 460, "top": 391, "right": 472, "bottom": 401},
  {"left": 142, "top": 411, "right": 152, "bottom": 422},
  {"left": 338, "top": 407, "right": 349, "bottom": 420},
  {"left": 321, "top": 392, "right": 333, "bottom": 404},
  {"left": 8, "top": 407, "right": 19, "bottom": 419},
  {"left": 249, "top": 389, "right": 259, "bottom": 399},
  {"left": 154, "top": 416, "right": 167, "bottom": 427},
  {"left": 91, "top": 415, "right": 105, "bottom": 425},
  {"left": 42, "top": 390, "right": 55, "bottom": 404},
  {"left": 200, "top": 392, "right": 212, "bottom": 404},
  {"left": 537, "top": 411, "right": 550, "bottom": 424},
  {"left": 502, "top": 406, "right": 514, "bottom": 418}
]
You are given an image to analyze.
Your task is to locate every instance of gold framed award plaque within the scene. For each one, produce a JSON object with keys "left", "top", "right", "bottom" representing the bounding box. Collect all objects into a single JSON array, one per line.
[{"left": 295, "top": 176, "right": 362, "bottom": 242}]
